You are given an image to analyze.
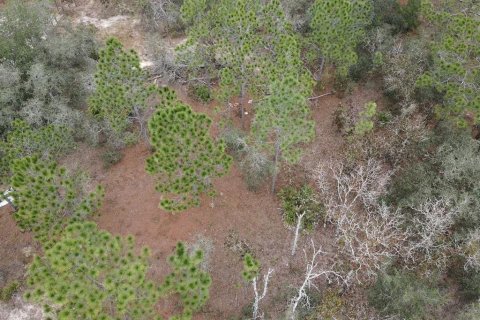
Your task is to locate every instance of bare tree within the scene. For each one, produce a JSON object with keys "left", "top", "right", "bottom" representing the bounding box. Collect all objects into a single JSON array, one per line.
[
  {"left": 288, "top": 240, "right": 344, "bottom": 319},
  {"left": 315, "top": 159, "right": 408, "bottom": 284},
  {"left": 291, "top": 211, "right": 307, "bottom": 256},
  {"left": 405, "top": 198, "right": 458, "bottom": 271},
  {"left": 252, "top": 268, "right": 274, "bottom": 320}
]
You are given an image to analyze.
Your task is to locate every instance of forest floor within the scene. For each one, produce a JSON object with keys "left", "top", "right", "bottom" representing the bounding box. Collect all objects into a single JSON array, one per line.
[{"left": 0, "top": 1, "right": 386, "bottom": 319}]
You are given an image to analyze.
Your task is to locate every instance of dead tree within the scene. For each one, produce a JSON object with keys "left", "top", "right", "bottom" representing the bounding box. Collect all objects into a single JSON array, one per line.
[
  {"left": 252, "top": 268, "right": 274, "bottom": 320},
  {"left": 291, "top": 211, "right": 307, "bottom": 256},
  {"left": 288, "top": 240, "right": 344, "bottom": 319},
  {"left": 315, "top": 159, "right": 408, "bottom": 284}
]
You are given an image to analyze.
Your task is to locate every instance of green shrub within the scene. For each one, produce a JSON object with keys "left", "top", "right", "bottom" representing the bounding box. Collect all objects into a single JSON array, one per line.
[
  {"left": 459, "top": 268, "right": 480, "bottom": 301},
  {"left": 278, "top": 185, "right": 324, "bottom": 231},
  {"left": 189, "top": 83, "right": 212, "bottom": 103},
  {"left": 308, "top": 289, "right": 344, "bottom": 320},
  {"left": 354, "top": 101, "right": 377, "bottom": 136},
  {"left": 372, "top": 0, "right": 421, "bottom": 34},
  {"left": 101, "top": 149, "right": 123, "bottom": 169},
  {"left": 368, "top": 270, "right": 445, "bottom": 320},
  {"left": 0, "top": 281, "right": 19, "bottom": 301}
]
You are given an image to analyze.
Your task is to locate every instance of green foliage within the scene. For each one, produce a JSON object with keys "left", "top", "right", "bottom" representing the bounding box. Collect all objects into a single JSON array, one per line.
[
  {"left": 278, "top": 185, "right": 324, "bottom": 231},
  {"left": 252, "top": 75, "right": 315, "bottom": 165},
  {"left": 10, "top": 157, "right": 104, "bottom": 248},
  {"left": 188, "top": 83, "right": 212, "bottom": 103},
  {"left": 0, "top": 120, "right": 74, "bottom": 184},
  {"left": 0, "top": 281, "right": 20, "bottom": 301},
  {"left": 310, "top": 0, "right": 373, "bottom": 77},
  {"left": 354, "top": 101, "right": 377, "bottom": 136},
  {"left": 387, "top": 124, "right": 480, "bottom": 232},
  {"left": 161, "top": 242, "right": 212, "bottom": 318},
  {"left": 0, "top": 0, "right": 51, "bottom": 72},
  {"left": 372, "top": 0, "right": 421, "bottom": 33},
  {"left": 180, "top": 0, "right": 308, "bottom": 105},
  {"left": 459, "top": 269, "right": 480, "bottom": 301},
  {"left": 0, "top": 1, "right": 98, "bottom": 139},
  {"left": 24, "top": 221, "right": 163, "bottom": 320},
  {"left": 369, "top": 270, "right": 445, "bottom": 319},
  {"left": 417, "top": 0, "right": 480, "bottom": 126},
  {"left": 146, "top": 87, "right": 232, "bottom": 211},
  {"left": 101, "top": 149, "right": 124, "bottom": 169},
  {"left": 89, "top": 37, "right": 157, "bottom": 142},
  {"left": 308, "top": 289, "right": 344, "bottom": 320},
  {"left": 242, "top": 253, "right": 260, "bottom": 282}
]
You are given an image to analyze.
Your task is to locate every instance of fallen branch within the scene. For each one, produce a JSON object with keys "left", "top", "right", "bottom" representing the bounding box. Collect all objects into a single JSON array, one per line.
[{"left": 308, "top": 91, "right": 336, "bottom": 101}]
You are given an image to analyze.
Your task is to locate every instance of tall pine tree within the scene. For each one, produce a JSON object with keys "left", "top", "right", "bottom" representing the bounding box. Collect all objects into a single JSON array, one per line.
[{"left": 145, "top": 87, "right": 232, "bottom": 211}]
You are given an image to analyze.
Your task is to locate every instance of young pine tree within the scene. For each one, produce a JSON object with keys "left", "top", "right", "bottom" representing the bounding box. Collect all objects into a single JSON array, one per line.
[
  {"left": 161, "top": 242, "right": 212, "bottom": 319},
  {"left": 416, "top": 0, "right": 480, "bottom": 127},
  {"left": 0, "top": 120, "right": 74, "bottom": 184},
  {"left": 10, "top": 156, "right": 104, "bottom": 248},
  {"left": 24, "top": 221, "right": 163, "bottom": 320},
  {"left": 88, "top": 37, "right": 158, "bottom": 143},
  {"left": 309, "top": 0, "right": 373, "bottom": 78},
  {"left": 252, "top": 75, "right": 315, "bottom": 192},
  {"left": 145, "top": 87, "right": 232, "bottom": 212}
]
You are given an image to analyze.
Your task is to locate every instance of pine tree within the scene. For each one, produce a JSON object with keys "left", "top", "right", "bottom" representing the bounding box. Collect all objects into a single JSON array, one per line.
[
  {"left": 9, "top": 156, "right": 104, "bottom": 248},
  {"left": 145, "top": 87, "right": 232, "bottom": 211},
  {"left": 24, "top": 221, "right": 163, "bottom": 320},
  {"left": 416, "top": 0, "right": 480, "bottom": 127},
  {"left": 309, "top": 0, "right": 373, "bottom": 78},
  {"left": 0, "top": 120, "right": 74, "bottom": 184},
  {"left": 88, "top": 37, "right": 158, "bottom": 142},
  {"left": 161, "top": 242, "right": 212, "bottom": 319},
  {"left": 252, "top": 75, "right": 315, "bottom": 192},
  {"left": 180, "top": 0, "right": 305, "bottom": 123},
  {"left": 242, "top": 253, "right": 260, "bottom": 282}
]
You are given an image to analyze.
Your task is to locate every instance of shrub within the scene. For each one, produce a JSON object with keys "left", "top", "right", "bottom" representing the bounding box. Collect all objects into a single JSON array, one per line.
[
  {"left": 459, "top": 302, "right": 480, "bottom": 320},
  {"left": 239, "top": 147, "right": 274, "bottom": 192},
  {"left": 221, "top": 127, "right": 248, "bottom": 158},
  {"left": 372, "top": 0, "right": 421, "bottom": 34},
  {"left": 0, "top": 1, "right": 99, "bottom": 140},
  {"left": 101, "top": 149, "right": 123, "bottom": 169},
  {"left": 188, "top": 83, "right": 212, "bottom": 103},
  {"left": 278, "top": 185, "right": 324, "bottom": 231},
  {"left": 354, "top": 101, "right": 377, "bottom": 136},
  {"left": 0, "top": 281, "right": 20, "bottom": 301},
  {"left": 136, "top": 0, "right": 184, "bottom": 33},
  {"left": 368, "top": 269, "right": 445, "bottom": 319},
  {"left": 459, "top": 269, "right": 480, "bottom": 301},
  {"left": 310, "top": 289, "right": 344, "bottom": 320}
]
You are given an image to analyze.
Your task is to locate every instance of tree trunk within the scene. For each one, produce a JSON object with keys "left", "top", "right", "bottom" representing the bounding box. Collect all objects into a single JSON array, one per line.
[
  {"left": 240, "top": 75, "right": 246, "bottom": 129},
  {"left": 315, "top": 56, "right": 325, "bottom": 82},
  {"left": 291, "top": 212, "right": 306, "bottom": 256},
  {"left": 271, "top": 137, "right": 281, "bottom": 194}
]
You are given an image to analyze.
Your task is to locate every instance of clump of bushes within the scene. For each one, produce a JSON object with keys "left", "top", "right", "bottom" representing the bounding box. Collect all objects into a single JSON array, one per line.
[
  {"left": 368, "top": 269, "right": 445, "bottom": 319},
  {"left": 101, "top": 149, "right": 123, "bottom": 169},
  {"left": 188, "top": 83, "right": 212, "bottom": 104},
  {"left": 221, "top": 128, "right": 273, "bottom": 191},
  {"left": 278, "top": 185, "right": 324, "bottom": 231},
  {"left": 372, "top": 0, "right": 421, "bottom": 34},
  {"left": 0, "top": 281, "right": 20, "bottom": 301},
  {"left": 240, "top": 147, "right": 274, "bottom": 192}
]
